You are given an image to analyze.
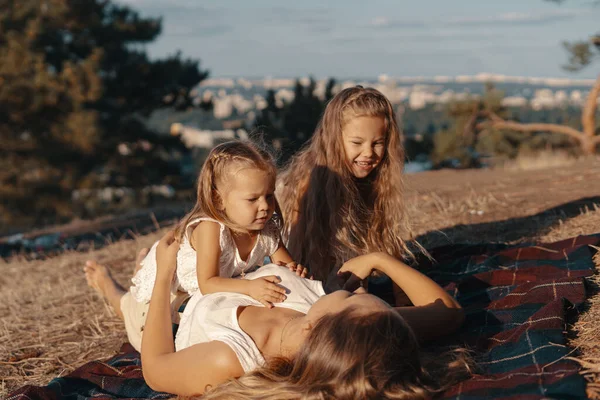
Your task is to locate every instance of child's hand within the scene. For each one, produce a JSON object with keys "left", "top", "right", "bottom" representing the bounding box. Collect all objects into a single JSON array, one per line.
[
  {"left": 155, "top": 230, "right": 179, "bottom": 280},
  {"left": 247, "top": 275, "right": 287, "bottom": 308},
  {"left": 286, "top": 261, "right": 309, "bottom": 278},
  {"left": 276, "top": 261, "right": 310, "bottom": 278}
]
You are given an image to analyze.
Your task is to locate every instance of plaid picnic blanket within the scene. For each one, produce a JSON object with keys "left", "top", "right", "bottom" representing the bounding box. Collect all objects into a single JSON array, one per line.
[
  {"left": 8, "top": 234, "right": 599, "bottom": 400},
  {"left": 433, "top": 234, "right": 599, "bottom": 400}
]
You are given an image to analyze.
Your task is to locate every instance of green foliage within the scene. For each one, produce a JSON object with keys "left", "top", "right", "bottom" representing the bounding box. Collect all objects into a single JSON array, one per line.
[
  {"left": 475, "top": 129, "right": 530, "bottom": 160},
  {"left": 404, "top": 134, "right": 434, "bottom": 161},
  {"left": 431, "top": 84, "right": 507, "bottom": 168},
  {"left": 497, "top": 106, "right": 582, "bottom": 155},
  {"left": 545, "top": 0, "right": 600, "bottom": 70},
  {"left": 562, "top": 40, "right": 597, "bottom": 71},
  {"left": 254, "top": 77, "right": 335, "bottom": 162},
  {"left": 431, "top": 82, "right": 585, "bottom": 168},
  {"left": 431, "top": 128, "right": 477, "bottom": 168},
  {"left": 0, "top": 0, "right": 207, "bottom": 227}
]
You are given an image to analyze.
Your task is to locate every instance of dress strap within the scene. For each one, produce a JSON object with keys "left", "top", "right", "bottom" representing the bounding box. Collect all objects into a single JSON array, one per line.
[{"left": 184, "top": 217, "right": 224, "bottom": 240}]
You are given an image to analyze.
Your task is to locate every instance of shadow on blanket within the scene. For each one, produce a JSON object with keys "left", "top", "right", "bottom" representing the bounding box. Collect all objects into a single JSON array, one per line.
[
  {"left": 9, "top": 234, "right": 599, "bottom": 400},
  {"left": 417, "top": 196, "right": 600, "bottom": 246}
]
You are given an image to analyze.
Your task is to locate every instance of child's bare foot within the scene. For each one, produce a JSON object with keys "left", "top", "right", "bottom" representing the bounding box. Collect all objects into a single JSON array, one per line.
[
  {"left": 84, "top": 260, "right": 114, "bottom": 296},
  {"left": 84, "top": 260, "right": 126, "bottom": 319},
  {"left": 133, "top": 248, "right": 149, "bottom": 275}
]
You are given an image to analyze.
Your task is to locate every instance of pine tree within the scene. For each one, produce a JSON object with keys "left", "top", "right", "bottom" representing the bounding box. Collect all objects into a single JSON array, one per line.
[
  {"left": 431, "top": 84, "right": 507, "bottom": 168},
  {"left": 471, "top": 0, "right": 600, "bottom": 156},
  {"left": 0, "top": 0, "right": 208, "bottom": 227},
  {"left": 544, "top": 0, "right": 599, "bottom": 71},
  {"left": 254, "top": 78, "right": 336, "bottom": 162}
]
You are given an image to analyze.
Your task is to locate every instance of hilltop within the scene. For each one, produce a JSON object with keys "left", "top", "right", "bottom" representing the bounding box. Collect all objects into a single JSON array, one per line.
[{"left": 1, "top": 158, "right": 600, "bottom": 397}]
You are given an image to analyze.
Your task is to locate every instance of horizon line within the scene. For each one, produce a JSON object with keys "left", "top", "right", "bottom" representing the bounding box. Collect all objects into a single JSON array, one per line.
[{"left": 202, "top": 73, "right": 598, "bottom": 87}]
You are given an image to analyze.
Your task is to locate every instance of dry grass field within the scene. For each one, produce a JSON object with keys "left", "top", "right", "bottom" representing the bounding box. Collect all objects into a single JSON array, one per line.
[{"left": 2, "top": 156, "right": 600, "bottom": 398}]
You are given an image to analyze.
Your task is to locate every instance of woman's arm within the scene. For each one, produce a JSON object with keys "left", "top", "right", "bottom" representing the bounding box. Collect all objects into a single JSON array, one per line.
[
  {"left": 141, "top": 231, "right": 244, "bottom": 395},
  {"left": 339, "top": 253, "right": 464, "bottom": 340},
  {"left": 144, "top": 340, "right": 244, "bottom": 395}
]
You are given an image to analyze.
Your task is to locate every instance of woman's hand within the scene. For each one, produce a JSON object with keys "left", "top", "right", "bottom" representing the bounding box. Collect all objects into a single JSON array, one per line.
[
  {"left": 155, "top": 230, "right": 179, "bottom": 280},
  {"left": 337, "top": 253, "right": 389, "bottom": 292},
  {"left": 338, "top": 253, "right": 386, "bottom": 279},
  {"left": 247, "top": 276, "right": 287, "bottom": 308}
]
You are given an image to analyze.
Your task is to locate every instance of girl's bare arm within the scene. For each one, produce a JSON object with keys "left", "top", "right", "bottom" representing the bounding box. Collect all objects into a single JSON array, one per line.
[
  {"left": 270, "top": 241, "right": 294, "bottom": 264},
  {"left": 192, "top": 221, "right": 254, "bottom": 295},
  {"left": 192, "top": 222, "right": 286, "bottom": 307}
]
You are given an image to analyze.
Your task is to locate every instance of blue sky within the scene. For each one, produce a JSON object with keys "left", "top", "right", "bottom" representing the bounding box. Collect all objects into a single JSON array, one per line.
[{"left": 118, "top": 0, "right": 600, "bottom": 79}]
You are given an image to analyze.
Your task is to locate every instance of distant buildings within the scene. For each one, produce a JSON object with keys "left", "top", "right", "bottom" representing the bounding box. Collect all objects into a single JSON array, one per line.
[
  {"left": 194, "top": 74, "right": 595, "bottom": 120},
  {"left": 170, "top": 123, "right": 248, "bottom": 149},
  {"left": 161, "top": 73, "right": 595, "bottom": 155}
]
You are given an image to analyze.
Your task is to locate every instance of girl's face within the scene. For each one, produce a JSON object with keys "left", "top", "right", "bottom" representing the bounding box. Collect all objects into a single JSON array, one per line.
[
  {"left": 341, "top": 115, "right": 387, "bottom": 179},
  {"left": 220, "top": 167, "right": 276, "bottom": 231}
]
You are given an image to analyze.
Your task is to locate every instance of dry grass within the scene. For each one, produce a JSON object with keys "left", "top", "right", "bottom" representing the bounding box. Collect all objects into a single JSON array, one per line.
[
  {"left": 570, "top": 271, "right": 600, "bottom": 400},
  {"left": 2, "top": 157, "right": 600, "bottom": 397},
  {"left": 0, "top": 230, "right": 165, "bottom": 394},
  {"left": 499, "top": 150, "right": 582, "bottom": 172}
]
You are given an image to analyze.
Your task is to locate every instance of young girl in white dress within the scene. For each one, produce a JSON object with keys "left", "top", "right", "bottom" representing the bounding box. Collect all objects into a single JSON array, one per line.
[{"left": 88, "top": 140, "right": 304, "bottom": 350}]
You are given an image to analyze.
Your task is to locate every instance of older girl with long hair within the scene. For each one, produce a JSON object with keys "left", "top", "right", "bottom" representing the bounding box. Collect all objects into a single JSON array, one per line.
[
  {"left": 84, "top": 231, "right": 469, "bottom": 399},
  {"left": 277, "top": 86, "right": 418, "bottom": 284}
]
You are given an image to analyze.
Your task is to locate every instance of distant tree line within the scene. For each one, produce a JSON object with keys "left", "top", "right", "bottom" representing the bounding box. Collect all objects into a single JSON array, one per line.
[
  {"left": 428, "top": 84, "right": 584, "bottom": 168},
  {"left": 250, "top": 78, "right": 597, "bottom": 169}
]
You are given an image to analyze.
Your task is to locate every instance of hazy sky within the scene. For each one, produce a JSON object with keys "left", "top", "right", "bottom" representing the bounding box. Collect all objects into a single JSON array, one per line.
[{"left": 117, "top": 0, "right": 600, "bottom": 79}]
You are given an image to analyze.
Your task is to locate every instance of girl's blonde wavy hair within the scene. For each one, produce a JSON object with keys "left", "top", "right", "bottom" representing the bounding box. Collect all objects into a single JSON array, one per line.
[
  {"left": 199, "top": 307, "right": 472, "bottom": 400},
  {"left": 174, "top": 140, "right": 277, "bottom": 240},
  {"left": 278, "top": 86, "right": 418, "bottom": 281}
]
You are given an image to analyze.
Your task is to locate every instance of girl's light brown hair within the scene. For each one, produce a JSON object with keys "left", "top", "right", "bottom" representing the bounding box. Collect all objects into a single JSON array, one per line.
[
  {"left": 278, "top": 86, "right": 418, "bottom": 281},
  {"left": 174, "top": 140, "right": 277, "bottom": 240},
  {"left": 200, "top": 307, "right": 472, "bottom": 399}
]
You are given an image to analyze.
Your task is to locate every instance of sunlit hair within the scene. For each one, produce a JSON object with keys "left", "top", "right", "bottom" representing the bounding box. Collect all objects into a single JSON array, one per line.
[
  {"left": 200, "top": 307, "right": 472, "bottom": 399},
  {"left": 278, "top": 86, "right": 420, "bottom": 281},
  {"left": 174, "top": 140, "right": 277, "bottom": 240}
]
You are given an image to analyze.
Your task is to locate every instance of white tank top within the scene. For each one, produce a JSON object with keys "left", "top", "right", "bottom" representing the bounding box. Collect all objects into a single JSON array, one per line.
[{"left": 174, "top": 264, "right": 326, "bottom": 372}]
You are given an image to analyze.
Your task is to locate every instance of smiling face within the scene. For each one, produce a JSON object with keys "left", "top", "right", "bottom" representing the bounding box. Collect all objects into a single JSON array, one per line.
[
  {"left": 341, "top": 115, "right": 387, "bottom": 179},
  {"left": 220, "top": 167, "right": 276, "bottom": 232}
]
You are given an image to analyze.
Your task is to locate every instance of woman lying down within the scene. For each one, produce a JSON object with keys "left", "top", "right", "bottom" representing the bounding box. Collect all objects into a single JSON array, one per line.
[{"left": 84, "top": 231, "right": 471, "bottom": 399}]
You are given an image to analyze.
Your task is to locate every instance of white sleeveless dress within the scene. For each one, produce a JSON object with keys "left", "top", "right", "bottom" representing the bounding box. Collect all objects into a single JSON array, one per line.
[
  {"left": 174, "top": 264, "right": 326, "bottom": 372},
  {"left": 130, "top": 217, "right": 281, "bottom": 303}
]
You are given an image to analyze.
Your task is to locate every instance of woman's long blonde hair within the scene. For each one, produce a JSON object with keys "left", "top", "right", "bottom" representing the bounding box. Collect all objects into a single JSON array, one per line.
[
  {"left": 200, "top": 307, "right": 472, "bottom": 400},
  {"left": 277, "top": 86, "right": 416, "bottom": 281},
  {"left": 174, "top": 140, "right": 277, "bottom": 240}
]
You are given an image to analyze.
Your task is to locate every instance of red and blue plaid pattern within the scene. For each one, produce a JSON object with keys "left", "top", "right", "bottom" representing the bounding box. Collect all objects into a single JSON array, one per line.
[{"left": 435, "top": 235, "right": 598, "bottom": 399}]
